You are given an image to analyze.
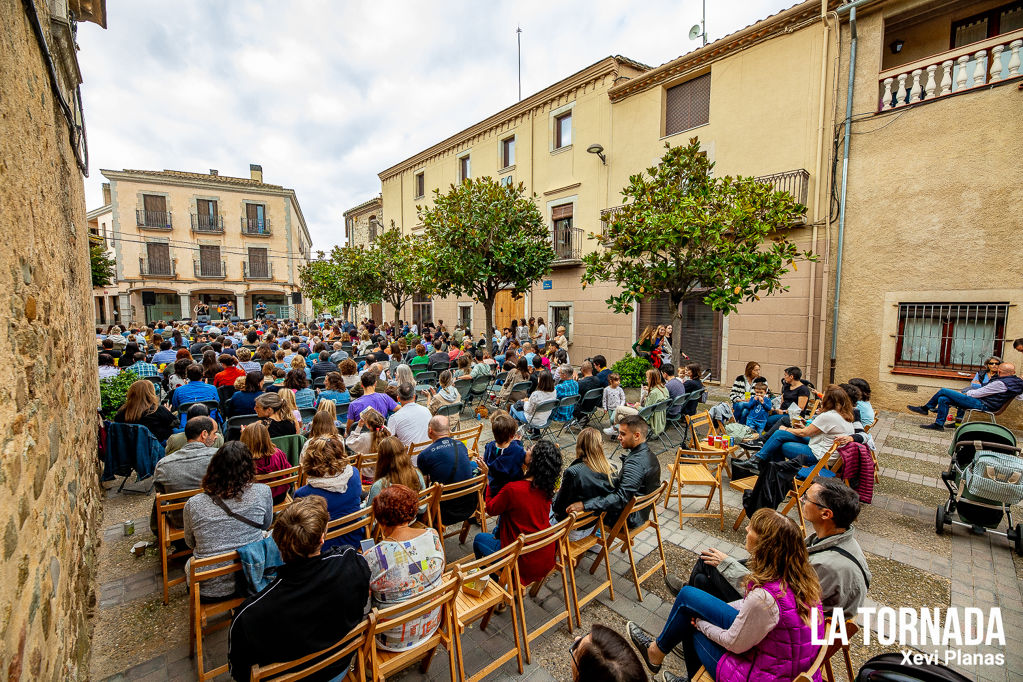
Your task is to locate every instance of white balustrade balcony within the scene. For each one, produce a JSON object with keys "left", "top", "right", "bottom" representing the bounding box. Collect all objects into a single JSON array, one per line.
[{"left": 878, "top": 29, "right": 1022, "bottom": 111}]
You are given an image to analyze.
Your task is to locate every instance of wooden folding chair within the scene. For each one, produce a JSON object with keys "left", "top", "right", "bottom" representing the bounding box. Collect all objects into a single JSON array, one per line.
[
  {"left": 325, "top": 505, "right": 375, "bottom": 548},
  {"left": 731, "top": 442, "right": 838, "bottom": 531},
  {"left": 590, "top": 481, "right": 669, "bottom": 601},
  {"left": 729, "top": 474, "right": 758, "bottom": 530},
  {"left": 366, "top": 572, "right": 463, "bottom": 682},
  {"left": 356, "top": 452, "right": 378, "bottom": 494},
  {"left": 664, "top": 448, "right": 726, "bottom": 530},
  {"left": 189, "top": 550, "right": 246, "bottom": 681},
  {"left": 250, "top": 614, "right": 374, "bottom": 681},
  {"left": 370, "top": 484, "right": 438, "bottom": 542},
  {"left": 565, "top": 511, "right": 614, "bottom": 624},
  {"left": 431, "top": 472, "right": 488, "bottom": 546},
  {"left": 781, "top": 443, "right": 842, "bottom": 534},
  {"left": 254, "top": 466, "right": 301, "bottom": 514},
  {"left": 450, "top": 539, "right": 524, "bottom": 681},
  {"left": 408, "top": 440, "right": 432, "bottom": 465},
  {"left": 515, "top": 517, "right": 575, "bottom": 664},
  {"left": 450, "top": 423, "right": 484, "bottom": 457},
  {"left": 155, "top": 487, "right": 201, "bottom": 604}
]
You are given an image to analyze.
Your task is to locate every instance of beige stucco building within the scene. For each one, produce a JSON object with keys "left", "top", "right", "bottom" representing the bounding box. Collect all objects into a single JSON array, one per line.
[
  {"left": 94, "top": 165, "right": 313, "bottom": 325},
  {"left": 341, "top": 194, "right": 383, "bottom": 322}
]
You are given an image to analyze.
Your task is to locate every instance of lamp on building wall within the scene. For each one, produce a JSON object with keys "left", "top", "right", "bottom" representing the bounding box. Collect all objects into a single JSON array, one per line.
[
  {"left": 586, "top": 143, "right": 607, "bottom": 165},
  {"left": 889, "top": 39, "right": 904, "bottom": 54}
]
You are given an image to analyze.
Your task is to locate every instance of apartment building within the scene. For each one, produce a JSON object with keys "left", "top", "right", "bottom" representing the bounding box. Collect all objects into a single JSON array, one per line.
[
  {"left": 95, "top": 165, "right": 313, "bottom": 325},
  {"left": 342, "top": 194, "right": 383, "bottom": 322},
  {"left": 89, "top": 182, "right": 119, "bottom": 325}
]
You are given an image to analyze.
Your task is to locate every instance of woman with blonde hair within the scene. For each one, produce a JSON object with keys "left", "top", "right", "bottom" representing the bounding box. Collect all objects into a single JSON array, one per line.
[
  {"left": 278, "top": 388, "right": 302, "bottom": 427},
  {"left": 239, "top": 422, "right": 292, "bottom": 504},
  {"left": 290, "top": 354, "right": 311, "bottom": 380},
  {"left": 366, "top": 436, "right": 427, "bottom": 512},
  {"left": 552, "top": 427, "right": 616, "bottom": 538},
  {"left": 254, "top": 392, "right": 298, "bottom": 438},
  {"left": 613, "top": 368, "right": 670, "bottom": 436},
  {"left": 627, "top": 508, "right": 823, "bottom": 681},
  {"left": 113, "top": 379, "right": 176, "bottom": 443},
  {"left": 294, "top": 437, "right": 361, "bottom": 550},
  {"left": 345, "top": 407, "right": 390, "bottom": 481}
]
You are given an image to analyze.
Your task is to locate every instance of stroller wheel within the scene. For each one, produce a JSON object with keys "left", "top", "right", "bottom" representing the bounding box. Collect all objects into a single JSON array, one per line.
[
  {"left": 935, "top": 505, "right": 946, "bottom": 535},
  {"left": 1014, "top": 524, "right": 1023, "bottom": 556}
]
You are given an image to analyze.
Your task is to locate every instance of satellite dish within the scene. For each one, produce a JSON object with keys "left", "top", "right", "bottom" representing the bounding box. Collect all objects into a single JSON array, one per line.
[{"left": 689, "top": 24, "right": 701, "bottom": 41}]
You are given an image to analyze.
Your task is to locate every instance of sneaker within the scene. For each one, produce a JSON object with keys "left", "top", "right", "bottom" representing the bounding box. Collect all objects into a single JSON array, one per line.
[
  {"left": 626, "top": 621, "right": 662, "bottom": 674},
  {"left": 664, "top": 573, "right": 685, "bottom": 597},
  {"left": 603, "top": 426, "right": 618, "bottom": 438},
  {"left": 919, "top": 422, "right": 945, "bottom": 431},
  {"left": 906, "top": 405, "right": 930, "bottom": 416},
  {"left": 662, "top": 673, "right": 689, "bottom": 682}
]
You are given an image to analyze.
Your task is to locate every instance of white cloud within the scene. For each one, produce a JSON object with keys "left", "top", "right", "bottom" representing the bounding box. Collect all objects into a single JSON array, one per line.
[{"left": 78, "top": 0, "right": 797, "bottom": 250}]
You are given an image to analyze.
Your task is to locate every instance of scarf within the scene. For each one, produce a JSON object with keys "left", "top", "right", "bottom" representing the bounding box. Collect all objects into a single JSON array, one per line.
[{"left": 307, "top": 465, "right": 355, "bottom": 494}]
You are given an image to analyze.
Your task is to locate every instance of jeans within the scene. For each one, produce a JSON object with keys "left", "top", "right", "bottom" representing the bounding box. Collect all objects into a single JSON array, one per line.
[
  {"left": 510, "top": 406, "right": 527, "bottom": 424},
  {"left": 732, "top": 402, "right": 750, "bottom": 425},
  {"left": 656, "top": 586, "right": 737, "bottom": 678},
  {"left": 688, "top": 558, "right": 742, "bottom": 604},
  {"left": 756, "top": 429, "right": 815, "bottom": 464},
  {"left": 763, "top": 413, "right": 787, "bottom": 434},
  {"left": 473, "top": 532, "right": 502, "bottom": 560},
  {"left": 924, "top": 388, "right": 986, "bottom": 424}
]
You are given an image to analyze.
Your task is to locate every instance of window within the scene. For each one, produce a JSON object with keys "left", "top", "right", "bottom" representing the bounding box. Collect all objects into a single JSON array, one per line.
[
  {"left": 198, "top": 245, "right": 222, "bottom": 277},
  {"left": 144, "top": 242, "right": 171, "bottom": 276},
  {"left": 554, "top": 112, "right": 572, "bottom": 149},
  {"left": 895, "top": 302, "right": 1008, "bottom": 372},
  {"left": 664, "top": 73, "right": 711, "bottom": 136},
  {"left": 500, "top": 175, "right": 514, "bottom": 188},
  {"left": 140, "top": 194, "right": 169, "bottom": 227},
  {"left": 414, "top": 171, "right": 425, "bottom": 199},
  {"left": 501, "top": 136, "right": 515, "bottom": 168},
  {"left": 637, "top": 294, "right": 722, "bottom": 381},
  {"left": 952, "top": 2, "right": 1023, "bottom": 49},
  {"left": 368, "top": 216, "right": 378, "bottom": 242},
  {"left": 459, "top": 155, "right": 471, "bottom": 183},
  {"left": 549, "top": 303, "right": 573, "bottom": 344},
  {"left": 247, "top": 247, "right": 269, "bottom": 279},
  {"left": 551, "top": 204, "right": 575, "bottom": 260},
  {"left": 412, "top": 293, "right": 433, "bottom": 330},
  {"left": 245, "top": 203, "right": 268, "bottom": 234},
  {"left": 458, "top": 303, "right": 473, "bottom": 332},
  {"left": 195, "top": 199, "right": 219, "bottom": 230}
]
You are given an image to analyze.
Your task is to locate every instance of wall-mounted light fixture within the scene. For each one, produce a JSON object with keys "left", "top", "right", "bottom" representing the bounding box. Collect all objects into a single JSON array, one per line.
[{"left": 586, "top": 143, "right": 607, "bottom": 165}]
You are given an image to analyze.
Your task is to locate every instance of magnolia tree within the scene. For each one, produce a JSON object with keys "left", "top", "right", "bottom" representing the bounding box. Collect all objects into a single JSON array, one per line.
[
  {"left": 299, "top": 246, "right": 379, "bottom": 322},
  {"left": 372, "top": 226, "right": 434, "bottom": 327},
  {"left": 420, "top": 178, "right": 555, "bottom": 336},
  {"left": 582, "top": 138, "right": 816, "bottom": 369}
]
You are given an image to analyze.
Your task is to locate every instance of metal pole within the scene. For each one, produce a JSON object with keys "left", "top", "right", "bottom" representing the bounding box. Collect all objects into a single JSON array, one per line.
[
  {"left": 702, "top": 0, "right": 707, "bottom": 46},
  {"left": 517, "top": 26, "right": 522, "bottom": 100}
]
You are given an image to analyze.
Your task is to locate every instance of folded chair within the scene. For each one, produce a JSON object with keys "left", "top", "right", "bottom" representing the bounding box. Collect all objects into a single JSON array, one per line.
[
  {"left": 565, "top": 511, "right": 615, "bottom": 624},
  {"left": 250, "top": 614, "right": 374, "bottom": 681},
  {"left": 189, "top": 550, "right": 246, "bottom": 681},
  {"left": 590, "top": 481, "right": 669, "bottom": 602},
  {"left": 515, "top": 517, "right": 576, "bottom": 664},
  {"left": 664, "top": 448, "right": 726, "bottom": 530},
  {"left": 155, "top": 487, "right": 202, "bottom": 604}
]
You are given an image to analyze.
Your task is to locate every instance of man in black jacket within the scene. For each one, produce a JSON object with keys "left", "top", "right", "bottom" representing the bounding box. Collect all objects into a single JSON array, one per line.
[
  {"left": 309, "top": 350, "right": 340, "bottom": 382},
  {"left": 566, "top": 415, "right": 660, "bottom": 529},
  {"left": 228, "top": 496, "right": 370, "bottom": 680}
]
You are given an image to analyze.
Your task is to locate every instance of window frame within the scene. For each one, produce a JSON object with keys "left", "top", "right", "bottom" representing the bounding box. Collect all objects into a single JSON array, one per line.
[
  {"left": 414, "top": 171, "right": 425, "bottom": 199},
  {"left": 458, "top": 154, "right": 471, "bottom": 183},
  {"left": 547, "top": 302, "right": 574, "bottom": 345},
  {"left": 458, "top": 303, "right": 474, "bottom": 333},
  {"left": 554, "top": 112, "right": 572, "bottom": 150},
  {"left": 893, "top": 302, "right": 1008, "bottom": 374},
  {"left": 549, "top": 102, "right": 575, "bottom": 152},
  {"left": 950, "top": 1, "right": 1023, "bottom": 49},
  {"left": 663, "top": 72, "right": 712, "bottom": 138},
  {"left": 500, "top": 135, "right": 516, "bottom": 170}
]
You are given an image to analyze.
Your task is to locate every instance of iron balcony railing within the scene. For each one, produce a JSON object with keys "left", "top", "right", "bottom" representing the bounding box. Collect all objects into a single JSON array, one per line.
[
  {"left": 194, "top": 259, "right": 226, "bottom": 279},
  {"left": 552, "top": 225, "right": 582, "bottom": 262},
  {"left": 600, "top": 205, "right": 626, "bottom": 237},
  {"left": 754, "top": 169, "right": 810, "bottom": 205},
  {"left": 191, "top": 213, "right": 224, "bottom": 233},
  {"left": 243, "top": 260, "right": 273, "bottom": 280},
  {"left": 136, "top": 209, "right": 172, "bottom": 229},
  {"left": 139, "top": 257, "right": 175, "bottom": 278},
  {"left": 241, "top": 217, "right": 272, "bottom": 236}
]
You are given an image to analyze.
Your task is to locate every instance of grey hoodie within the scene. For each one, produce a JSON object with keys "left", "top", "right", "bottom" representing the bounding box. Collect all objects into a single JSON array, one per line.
[{"left": 717, "top": 526, "right": 871, "bottom": 614}]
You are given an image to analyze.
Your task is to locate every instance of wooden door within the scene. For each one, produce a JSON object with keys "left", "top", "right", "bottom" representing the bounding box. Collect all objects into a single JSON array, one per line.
[{"left": 494, "top": 290, "right": 524, "bottom": 332}]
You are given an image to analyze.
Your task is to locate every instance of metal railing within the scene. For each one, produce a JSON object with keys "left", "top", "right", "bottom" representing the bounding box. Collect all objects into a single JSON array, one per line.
[
  {"left": 191, "top": 213, "right": 224, "bottom": 233},
  {"left": 241, "top": 217, "right": 272, "bottom": 236},
  {"left": 600, "top": 205, "right": 626, "bottom": 237},
  {"left": 136, "top": 209, "right": 172, "bottom": 229},
  {"left": 139, "top": 257, "right": 175, "bottom": 278},
  {"left": 552, "top": 225, "right": 582, "bottom": 261},
  {"left": 895, "top": 302, "right": 1008, "bottom": 372},
  {"left": 754, "top": 169, "right": 810, "bottom": 205},
  {"left": 193, "top": 259, "right": 226, "bottom": 278},
  {"left": 243, "top": 261, "right": 273, "bottom": 280}
]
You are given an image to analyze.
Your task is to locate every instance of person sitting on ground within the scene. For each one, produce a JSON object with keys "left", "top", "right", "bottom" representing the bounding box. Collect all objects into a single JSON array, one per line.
[
  {"left": 566, "top": 416, "right": 660, "bottom": 530},
  {"left": 483, "top": 411, "right": 527, "bottom": 497},
  {"left": 570, "top": 625, "right": 646, "bottom": 682},
  {"left": 387, "top": 383, "right": 432, "bottom": 449},
  {"left": 346, "top": 371, "right": 399, "bottom": 433},
  {"left": 729, "top": 361, "right": 763, "bottom": 424},
  {"left": 183, "top": 442, "right": 273, "bottom": 600},
  {"left": 848, "top": 378, "right": 874, "bottom": 428},
  {"left": 666, "top": 477, "right": 870, "bottom": 617},
  {"left": 512, "top": 369, "right": 557, "bottom": 430},
  {"left": 240, "top": 422, "right": 292, "bottom": 506},
  {"left": 416, "top": 415, "right": 476, "bottom": 524},
  {"left": 473, "top": 439, "right": 563, "bottom": 586},
  {"left": 724, "top": 378, "right": 770, "bottom": 442},
  {"left": 554, "top": 364, "right": 579, "bottom": 421},
  {"left": 363, "top": 484, "right": 446, "bottom": 651},
  {"left": 172, "top": 363, "right": 220, "bottom": 411},
  {"left": 552, "top": 427, "right": 616, "bottom": 539},
  {"left": 908, "top": 362, "right": 1023, "bottom": 430},
  {"left": 970, "top": 355, "right": 1002, "bottom": 389},
  {"left": 227, "top": 496, "right": 371, "bottom": 681},
  {"left": 627, "top": 509, "right": 824, "bottom": 682},
  {"left": 427, "top": 370, "right": 461, "bottom": 415},
  {"left": 164, "top": 405, "right": 224, "bottom": 455},
  {"left": 316, "top": 371, "right": 350, "bottom": 408},
  {"left": 150, "top": 415, "right": 220, "bottom": 533},
  {"left": 226, "top": 371, "right": 264, "bottom": 418},
  {"left": 756, "top": 384, "right": 855, "bottom": 464},
  {"left": 214, "top": 354, "right": 246, "bottom": 388},
  {"left": 294, "top": 436, "right": 362, "bottom": 550},
  {"left": 366, "top": 435, "right": 427, "bottom": 512},
  {"left": 114, "top": 379, "right": 177, "bottom": 444},
  {"left": 253, "top": 392, "right": 298, "bottom": 438}
]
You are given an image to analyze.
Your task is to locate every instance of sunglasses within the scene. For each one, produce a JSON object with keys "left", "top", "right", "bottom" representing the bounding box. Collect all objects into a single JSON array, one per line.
[{"left": 987, "top": 361, "right": 1000, "bottom": 366}]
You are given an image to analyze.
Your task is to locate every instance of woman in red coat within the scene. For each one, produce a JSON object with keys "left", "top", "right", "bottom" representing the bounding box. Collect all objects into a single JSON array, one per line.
[{"left": 472, "top": 440, "right": 563, "bottom": 586}]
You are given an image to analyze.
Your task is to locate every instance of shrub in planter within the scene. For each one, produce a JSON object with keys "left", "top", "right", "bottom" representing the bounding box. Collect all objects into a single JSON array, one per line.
[
  {"left": 611, "top": 356, "right": 651, "bottom": 388},
  {"left": 100, "top": 369, "right": 139, "bottom": 419},
  {"left": 405, "top": 333, "right": 421, "bottom": 347}
]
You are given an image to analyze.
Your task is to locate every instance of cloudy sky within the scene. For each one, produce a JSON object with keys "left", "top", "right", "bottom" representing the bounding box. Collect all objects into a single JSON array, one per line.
[{"left": 78, "top": 0, "right": 796, "bottom": 252}]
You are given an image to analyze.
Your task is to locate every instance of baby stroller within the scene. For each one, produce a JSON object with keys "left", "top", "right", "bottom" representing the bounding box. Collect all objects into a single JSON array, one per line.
[{"left": 936, "top": 422, "right": 1023, "bottom": 555}]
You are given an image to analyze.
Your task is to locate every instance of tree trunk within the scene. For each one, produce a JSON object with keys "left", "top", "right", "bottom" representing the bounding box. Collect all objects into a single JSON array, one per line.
[
  {"left": 483, "top": 292, "right": 496, "bottom": 346},
  {"left": 672, "top": 302, "right": 684, "bottom": 371},
  {"left": 342, "top": 302, "right": 351, "bottom": 322}
]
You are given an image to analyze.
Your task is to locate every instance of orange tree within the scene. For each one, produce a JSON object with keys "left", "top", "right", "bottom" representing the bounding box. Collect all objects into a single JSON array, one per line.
[
  {"left": 371, "top": 226, "right": 434, "bottom": 327},
  {"left": 582, "top": 138, "right": 815, "bottom": 369},
  {"left": 299, "top": 245, "right": 380, "bottom": 321}
]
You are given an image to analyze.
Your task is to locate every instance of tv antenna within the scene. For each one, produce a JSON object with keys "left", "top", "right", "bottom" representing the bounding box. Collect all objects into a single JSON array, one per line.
[
  {"left": 517, "top": 25, "right": 523, "bottom": 101},
  {"left": 689, "top": 0, "right": 707, "bottom": 46}
]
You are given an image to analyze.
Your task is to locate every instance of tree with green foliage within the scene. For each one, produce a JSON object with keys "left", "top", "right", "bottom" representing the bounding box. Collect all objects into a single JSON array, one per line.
[
  {"left": 371, "top": 226, "right": 434, "bottom": 327},
  {"left": 91, "top": 243, "right": 115, "bottom": 287},
  {"left": 299, "top": 246, "right": 380, "bottom": 322},
  {"left": 419, "top": 178, "right": 555, "bottom": 336},
  {"left": 582, "top": 137, "right": 816, "bottom": 369}
]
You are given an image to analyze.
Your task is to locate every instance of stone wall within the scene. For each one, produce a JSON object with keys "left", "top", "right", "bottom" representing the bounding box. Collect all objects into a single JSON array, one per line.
[{"left": 0, "top": 0, "right": 102, "bottom": 679}]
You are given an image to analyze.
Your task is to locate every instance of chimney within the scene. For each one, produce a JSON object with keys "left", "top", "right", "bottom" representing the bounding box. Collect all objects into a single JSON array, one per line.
[
  {"left": 249, "top": 164, "right": 263, "bottom": 183},
  {"left": 209, "top": 169, "right": 219, "bottom": 176},
  {"left": 102, "top": 182, "right": 111, "bottom": 206}
]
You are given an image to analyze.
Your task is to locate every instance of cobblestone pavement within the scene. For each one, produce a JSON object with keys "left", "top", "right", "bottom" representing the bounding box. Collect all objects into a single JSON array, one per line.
[{"left": 90, "top": 407, "right": 1023, "bottom": 681}]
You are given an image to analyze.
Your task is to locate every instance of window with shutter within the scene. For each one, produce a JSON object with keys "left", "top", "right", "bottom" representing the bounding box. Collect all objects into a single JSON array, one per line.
[
  {"left": 637, "top": 294, "right": 722, "bottom": 381},
  {"left": 146, "top": 242, "right": 171, "bottom": 275},
  {"left": 664, "top": 73, "right": 711, "bottom": 136},
  {"left": 141, "top": 194, "right": 168, "bottom": 227},
  {"left": 245, "top": 204, "right": 267, "bottom": 233},
  {"left": 951, "top": 2, "right": 1023, "bottom": 48},
  {"left": 199, "top": 245, "right": 221, "bottom": 277},
  {"left": 248, "top": 247, "right": 269, "bottom": 279}
]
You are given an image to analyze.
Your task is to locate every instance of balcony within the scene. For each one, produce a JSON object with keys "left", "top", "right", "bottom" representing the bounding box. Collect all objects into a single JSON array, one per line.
[
  {"left": 194, "top": 259, "right": 226, "bottom": 279},
  {"left": 139, "top": 257, "right": 175, "bottom": 278},
  {"left": 241, "top": 217, "right": 272, "bottom": 237},
  {"left": 191, "top": 213, "right": 224, "bottom": 234},
  {"left": 551, "top": 224, "right": 582, "bottom": 265},
  {"left": 243, "top": 260, "right": 273, "bottom": 280},
  {"left": 878, "top": 29, "right": 1022, "bottom": 112},
  {"left": 755, "top": 168, "right": 810, "bottom": 206},
  {"left": 600, "top": 205, "right": 626, "bottom": 237},
  {"left": 136, "top": 209, "right": 172, "bottom": 230}
]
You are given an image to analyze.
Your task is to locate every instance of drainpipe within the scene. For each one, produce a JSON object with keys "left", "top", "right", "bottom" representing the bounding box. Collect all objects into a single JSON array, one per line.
[{"left": 829, "top": 0, "right": 875, "bottom": 383}]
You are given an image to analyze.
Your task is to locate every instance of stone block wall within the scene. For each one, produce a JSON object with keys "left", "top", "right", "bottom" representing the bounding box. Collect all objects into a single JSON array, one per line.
[{"left": 1, "top": 0, "right": 102, "bottom": 679}]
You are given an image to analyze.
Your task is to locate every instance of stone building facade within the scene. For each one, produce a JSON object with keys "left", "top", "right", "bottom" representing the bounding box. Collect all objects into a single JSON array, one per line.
[
  {"left": 341, "top": 195, "right": 383, "bottom": 322},
  {"left": 1, "top": 0, "right": 106, "bottom": 678}
]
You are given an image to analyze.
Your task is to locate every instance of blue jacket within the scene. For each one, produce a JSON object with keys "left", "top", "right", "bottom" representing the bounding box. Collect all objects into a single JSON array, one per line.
[
  {"left": 236, "top": 535, "right": 284, "bottom": 595},
  {"left": 172, "top": 380, "right": 220, "bottom": 411},
  {"left": 103, "top": 422, "right": 164, "bottom": 482},
  {"left": 483, "top": 440, "right": 526, "bottom": 497},
  {"left": 744, "top": 395, "right": 770, "bottom": 431}
]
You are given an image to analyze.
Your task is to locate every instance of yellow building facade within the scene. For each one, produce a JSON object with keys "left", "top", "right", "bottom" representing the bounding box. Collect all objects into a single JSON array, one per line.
[{"left": 96, "top": 165, "right": 313, "bottom": 325}]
